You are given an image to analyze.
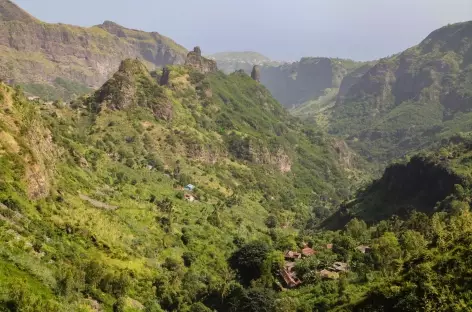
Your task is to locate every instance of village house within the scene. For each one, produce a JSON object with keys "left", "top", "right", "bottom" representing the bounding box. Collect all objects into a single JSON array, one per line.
[
  {"left": 319, "top": 269, "right": 339, "bottom": 280},
  {"left": 301, "top": 244, "right": 316, "bottom": 257},
  {"left": 184, "top": 184, "right": 195, "bottom": 191},
  {"left": 280, "top": 261, "right": 301, "bottom": 288},
  {"left": 326, "top": 243, "right": 333, "bottom": 250},
  {"left": 330, "top": 262, "right": 349, "bottom": 273},
  {"left": 284, "top": 250, "right": 302, "bottom": 261},
  {"left": 356, "top": 245, "right": 371, "bottom": 254},
  {"left": 184, "top": 193, "right": 195, "bottom": 202}
]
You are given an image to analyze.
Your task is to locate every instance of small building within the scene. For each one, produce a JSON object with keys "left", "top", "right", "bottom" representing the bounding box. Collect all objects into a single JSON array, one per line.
[
  {"left": 184, "top": 184, "right": 195, "bottom": 191},
  {"left": 27, "top": 96, "right": 40, "bottom": 101},
  {"left": 326, "top": 243, "right": 333, "bottom": 250},
  {"left": 280, "top": 268, "right": 301, "bottom": 288},
  {"left": 356, "top": 245, "right": 371, "bottom": 254},
  {"left": 330, "top": 262, "right": 349, "bottom": 273},
  {"left": 184, "top": 194, "right": 195, "bottom": 202},
  {"left": 301, "top": 246, "right": 316, "bottom": 257},
  {"left": 284, "top": 251, "right": 302, "bottom": 261},
  {"left": 319, "top": 269, "right": 339, "bottom": 280},
  {"left": 284, "top": 261, "right": 296, "bottom": 272}
]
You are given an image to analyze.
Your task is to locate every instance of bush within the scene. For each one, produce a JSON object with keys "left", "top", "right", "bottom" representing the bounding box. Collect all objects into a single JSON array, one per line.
[
  {"left": 190, "top": 302, "right": 212, "bottom": 312},
  {"left": 229, "top": 241, "right": 271, "bottom": 285},
  {"left": 182, "top": 252, "right": 196, "bottom": 267},
  {"left": 265, "top": 215, "right": 278, "bottom": 228}
]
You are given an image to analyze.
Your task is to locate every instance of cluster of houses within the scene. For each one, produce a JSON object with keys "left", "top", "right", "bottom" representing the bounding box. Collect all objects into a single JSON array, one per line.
[{"left": 280, "top": 243, "right": 371, "bottom": 288}]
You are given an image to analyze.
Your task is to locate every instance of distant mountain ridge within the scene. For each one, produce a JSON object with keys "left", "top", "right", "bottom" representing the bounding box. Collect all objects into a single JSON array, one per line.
[
  {"left": 0, "top": 0, "right": 187, "bottom": 100},
  {"left": 211, "top": 51, "right": 369, "bottom": 110},
  {"left": 209, "top": 51, "right": 272, "bottom": 63},
  {"left": 329, "top": 20, "right": 472, "bottom": 162}
]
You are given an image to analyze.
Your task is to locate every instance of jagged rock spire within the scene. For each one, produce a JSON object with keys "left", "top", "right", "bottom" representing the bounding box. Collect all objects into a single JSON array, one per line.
[
  {"left": 159, "top": 66, "right": 171, "bottom": 86},
  {"left": 185, "top": 46, "right": 218, "bottom": 74},
  {"left": 251, "top": 65, "right": 261, "bottom": 82},
  {"left": 193, "top": 46, "right": 202, "bottom": 57}
]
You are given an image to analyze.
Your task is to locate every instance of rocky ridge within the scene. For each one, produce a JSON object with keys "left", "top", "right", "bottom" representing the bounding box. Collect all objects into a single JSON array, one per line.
[{"left": 0, "top": 0, "right": 187, "bottom": 100}]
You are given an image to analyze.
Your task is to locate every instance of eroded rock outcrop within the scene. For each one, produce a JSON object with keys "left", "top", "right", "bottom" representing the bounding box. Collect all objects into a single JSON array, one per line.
[
  {"left": 251, "top": 65, "right": 261, "bottom": 82},
  {"left": 94, "top": 59, "right": 173, "bottom": 121},
  {"left": 0, "top": 1, "right": 187, "bottom": 94},
  {"left": 159, "top": 67, "right": 171, "bottom": 86},
  {"left": 185, "top": 47, "right": 218, "bottom": 74}
]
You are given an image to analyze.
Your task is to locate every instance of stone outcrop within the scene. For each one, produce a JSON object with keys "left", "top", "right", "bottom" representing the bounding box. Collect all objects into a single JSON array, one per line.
[
  {"left": 159, "top": 67, "right": 171, "bottom": 86},
  {"left": 0, "top": 0, "right": 187, "bottom": 92},
  {"left": 94, "top": 59, "right": 173, "bottom": 121},
  {"left": 251, "top": 65, "right": 261, "bottom": 82},
  {"left": 185, "top": 47, "right": 218, "bottom": 73}
]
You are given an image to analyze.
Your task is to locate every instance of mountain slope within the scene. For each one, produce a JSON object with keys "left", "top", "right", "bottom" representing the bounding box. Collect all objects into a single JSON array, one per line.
[
  {"left": 329, "top": 21, "right": 472, "bottom": 162},
  {"left": 322, "top": 135, "right": 472, "bottom": 229},
  {"left": 211, "top": 53, "right": 369, "bottom": 111},
  {"left": 0, "top": 0, "right": 187, "bottom": 101},
  {"left": 0, "top": 55, "right": 363, "bottom": 310},
  {"left": 0, "top": 0, "right": 36, "bottom": 21}
]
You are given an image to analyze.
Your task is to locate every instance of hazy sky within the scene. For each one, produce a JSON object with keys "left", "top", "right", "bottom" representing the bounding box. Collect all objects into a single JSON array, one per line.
[{"left": 14, "top": 0, "right": 472, "bottom": 61}]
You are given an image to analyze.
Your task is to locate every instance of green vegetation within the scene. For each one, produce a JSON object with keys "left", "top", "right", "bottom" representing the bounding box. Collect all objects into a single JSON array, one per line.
[
  {"left": 20, "top": 77, "right": 92, "bottom": 101},
  {"left": 329, "top": 21, "right": 472, "bottom": 164},
  {"left": 0, "top": 1, "right": 187, "bottom": 104},
  {"left": 0, "top": 59, "right": 365, "bottom": 311},
  {"left": 1, "top": 6, "right": 472, "bottom": 310}
]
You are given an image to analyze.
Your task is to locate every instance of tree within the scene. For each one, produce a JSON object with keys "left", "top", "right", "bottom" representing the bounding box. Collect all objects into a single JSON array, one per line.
[
  {"left": 333, "top": 235, "right": 356, "bottom": 261},
  {"left": 190, "top": 302, "right": 213, "bottom": 312},
  {"left": 85, "top": 261, "right": 104, "bottom": 288},
  {"left": 294, "top": 249, "right": 337, "bottom": 282},
  {"left": 230, "top": 288, "right": 276, "bottom": 312},
  {"left": 404, "top": 211, "right": 432, "bottom": 238},
  {"left": 229, "top": 241, "right": 270, "bottom": 285},
  {"left": 401, "top": 230, "right": 427, "bottom": 259},
  {"left": 345, "top": 218, "right": 369, "bottom": 242},
  {"left": 113, "top": 297, "right": 126, "bottom": 312},
  {"left": 372, "top": 232, "right": 402, "bottom": 275},
  {"left": 265, "top": 215, "right": 278, "bottom": 229}
]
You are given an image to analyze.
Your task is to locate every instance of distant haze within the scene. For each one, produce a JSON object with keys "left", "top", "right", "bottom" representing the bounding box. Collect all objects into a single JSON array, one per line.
[{"left": 13, "top": 0, "right": 472, "bottom": 61}]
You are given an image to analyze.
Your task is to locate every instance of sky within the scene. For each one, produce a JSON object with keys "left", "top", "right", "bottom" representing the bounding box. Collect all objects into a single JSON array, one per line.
[{"left": 14, "top": 0, "right": 472, "bottom": 61}]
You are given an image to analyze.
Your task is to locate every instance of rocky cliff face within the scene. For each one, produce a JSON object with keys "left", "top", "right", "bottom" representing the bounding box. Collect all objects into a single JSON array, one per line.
[
  {"left": 211, "top": 52, "right": 367, "bottom": 110},
  {"left": 330, "top": 21, "right": 472, "bottom": 162},
  {"left": 185, "top": 47, "right": 218, "bottom": 73},
  {"left": 93, "top": 59, "right": 173, "bottom": 120},
  {"left": 0, "top": 0, "right": 187, "bottom": 99},
  {"left": 262, "top": 58, "right": 365, "bottom": 109}
]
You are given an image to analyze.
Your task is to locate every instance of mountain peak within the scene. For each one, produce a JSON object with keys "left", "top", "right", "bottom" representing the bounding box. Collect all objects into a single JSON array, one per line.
[{"left": 0, "top": 0, "right": 36, "bottom": 22}]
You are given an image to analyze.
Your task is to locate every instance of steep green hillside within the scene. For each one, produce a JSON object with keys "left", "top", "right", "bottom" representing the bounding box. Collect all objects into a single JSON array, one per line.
[
  {"left": 322, "top": 135, "right": 472, "bottom": 229},
  {"left": 0, "top": 0, "right": 187, "bottom": 101},
  {"left": 330, "top": 21, "right": 472, "bottom": 163},
  {"left": 279, "top": 138, "right": 472, "bottom": 311},
  {"left": 211, "top": 54, "right": 368, "bottom": 112},
  {"left": 0, "top": 57, "right": 363, "bottom": 311}
]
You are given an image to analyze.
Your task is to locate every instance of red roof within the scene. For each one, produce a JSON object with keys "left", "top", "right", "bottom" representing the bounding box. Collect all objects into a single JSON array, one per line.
[{"left": 301, "top": 247, "right": 316, "bottom": 256}]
